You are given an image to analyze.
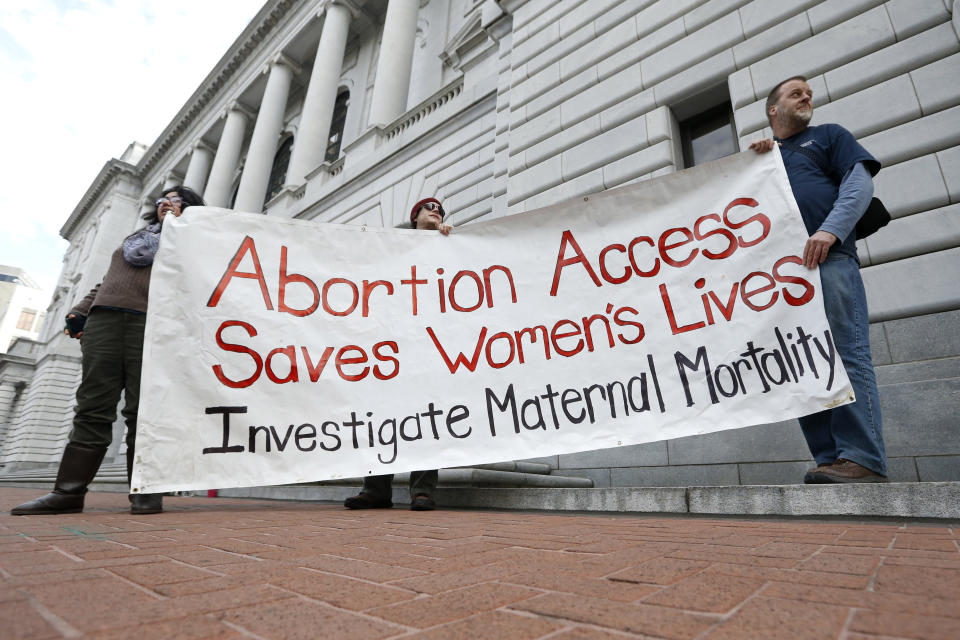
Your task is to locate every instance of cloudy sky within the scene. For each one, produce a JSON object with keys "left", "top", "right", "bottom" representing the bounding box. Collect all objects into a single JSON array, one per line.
[{"left": 0, "top": 0, "right": 266, "bottom": 294}]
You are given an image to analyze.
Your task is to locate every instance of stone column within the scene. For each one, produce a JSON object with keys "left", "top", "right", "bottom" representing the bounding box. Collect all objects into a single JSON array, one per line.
[
  {"left": 234, "top": 55, "right": 299, "bottom": 213},
  {"left": 368, "top": 0, "right": 419, "bottom": 126},
  {"left": 205, "top": 104, "right": 251, "bottom": 207},
  {"left": 183, "top": 142, "right": 215, "bottom": 194},
  {"left": 287, "top": 0, "right": 358, "bottom": 185}
]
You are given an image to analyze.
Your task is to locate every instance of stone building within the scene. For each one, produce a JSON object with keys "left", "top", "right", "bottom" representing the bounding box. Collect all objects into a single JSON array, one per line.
[
  {"left": 1, "top": 0, "right": 958, "bottom": 485},
  {"left": 0, "top": 267, "right": 49, "bottom": 354}
]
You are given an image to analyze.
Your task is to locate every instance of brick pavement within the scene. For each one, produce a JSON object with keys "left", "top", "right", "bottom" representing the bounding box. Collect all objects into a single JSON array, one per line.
[{"left": 0, "top": 487, "right": 958, "bottom": 640}]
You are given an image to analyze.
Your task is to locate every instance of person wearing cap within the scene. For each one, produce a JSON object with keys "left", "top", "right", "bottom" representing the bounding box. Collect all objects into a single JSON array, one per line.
[
  {"left": 409, "top": 197, "right": 451, "bottom": 234},
  {"left": 344, "top": 197, "right": 450, "bottom": 511}
]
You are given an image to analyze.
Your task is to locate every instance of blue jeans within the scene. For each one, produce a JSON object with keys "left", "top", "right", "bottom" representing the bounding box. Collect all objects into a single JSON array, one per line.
[{"left": 799, "top": 255, "right": 887, "bottom": 475}]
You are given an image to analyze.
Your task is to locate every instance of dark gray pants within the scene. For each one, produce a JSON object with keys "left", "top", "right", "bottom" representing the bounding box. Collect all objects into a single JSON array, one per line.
[
  {"left": 362, "top": 470, "right": 438, "bottom": 500},
  {"left": 69, "top": 310, "right": 145, "bottom": 453}
]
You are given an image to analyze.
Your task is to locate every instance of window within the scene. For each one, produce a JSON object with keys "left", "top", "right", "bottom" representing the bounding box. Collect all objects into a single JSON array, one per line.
[
  {"left": 229, "top": 180, "right": 240, "bottom": 209},
  {"left": 325, "top": 90, "right": 349, "bottom": 162},
  {"left": 16, "top": 310, "right": 37, "bottom": 331},
  {"left": 0, "top": 274, "right": 24, "bottom": 284},
  {"left": 265, "top": 135, "right": 295, "bottom": 204},
  {"left": 679, "top": 102, "right": 738, "bottom": 168}
]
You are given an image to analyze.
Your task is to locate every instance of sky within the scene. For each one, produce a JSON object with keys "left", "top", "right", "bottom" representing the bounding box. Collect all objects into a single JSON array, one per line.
[{"left": 0, "top": 0, "right": 266, "bottom": 295}]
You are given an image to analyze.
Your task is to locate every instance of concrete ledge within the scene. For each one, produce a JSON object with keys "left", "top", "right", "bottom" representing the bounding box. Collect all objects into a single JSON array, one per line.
[
  {"left": 216, "top": 484, "right": 689, "bottom": 513},
  {"left": 434, "top": 486, "right": 690, "bottom": 513},
  {"left": 688, "top": 483, "right": 960, "bottom": 519},
  {"left": 3, "top": 470, "right": 957, "bottom": 519},
  {"left": 0, "top": 465, "right": 593, "bottom": 495},
  {"left": 216, "top": 482, "right": 960, "bottom": 519},
  {"left": 218, "top": 485, "right": 361, "bottom": 503}
]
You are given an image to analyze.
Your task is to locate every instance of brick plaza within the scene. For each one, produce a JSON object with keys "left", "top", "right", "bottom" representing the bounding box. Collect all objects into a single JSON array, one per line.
[{"left": 1, "top": 488, "right": 958, "bottom": 639}]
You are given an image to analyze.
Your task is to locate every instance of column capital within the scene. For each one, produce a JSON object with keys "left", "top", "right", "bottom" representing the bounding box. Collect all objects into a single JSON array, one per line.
[
  {"left": 222, "top": 101, "right": 257, "bottom": 121},
  {"left": 318, "top": 0, "right": 362, "bottom": 20},
  {"left": 263, "top": 52, "right": 302, "bottom": 77},
  {"left": 192, "top": 140, "right": 216, "bottom": 155}
]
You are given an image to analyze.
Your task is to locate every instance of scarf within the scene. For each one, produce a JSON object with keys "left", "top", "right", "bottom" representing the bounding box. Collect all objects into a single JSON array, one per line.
[{"left": 122, "top": 222, "right": 163, "bottom": 266}]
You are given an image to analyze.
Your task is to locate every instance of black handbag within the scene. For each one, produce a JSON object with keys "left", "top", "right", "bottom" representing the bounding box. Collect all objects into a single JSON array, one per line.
[
  {"left": 777, "top": 141, "right": 890, "bottom": 239},
  {"left": 853, "top": 197, "right": 891, "bottom": 239}
]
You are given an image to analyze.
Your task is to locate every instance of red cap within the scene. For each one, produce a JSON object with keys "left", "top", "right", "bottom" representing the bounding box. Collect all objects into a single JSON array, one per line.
[{"left": 410, "top": 197, "right": 445, "bottom": 224}]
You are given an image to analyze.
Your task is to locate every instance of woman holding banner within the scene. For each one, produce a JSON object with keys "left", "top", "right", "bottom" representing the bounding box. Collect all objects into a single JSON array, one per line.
[
  {"left": 344, "top": 197, "right": 451, "bottom": 511},
  {"left": 11, "top": 186, "right": 205, "bottom": 516}
]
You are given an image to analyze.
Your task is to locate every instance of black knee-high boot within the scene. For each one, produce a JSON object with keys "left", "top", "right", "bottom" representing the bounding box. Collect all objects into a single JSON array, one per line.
[
  {"left": 126, "top": 447, "right": 163, "bottom": 515},
  {"left": 11, "top": 443, "right": 108, "bottom": 515}
]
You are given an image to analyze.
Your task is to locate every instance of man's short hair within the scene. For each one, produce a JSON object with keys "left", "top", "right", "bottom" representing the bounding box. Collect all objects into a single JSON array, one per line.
[{"left": 765, "top": 75, "right": 808, "bottom": 123}]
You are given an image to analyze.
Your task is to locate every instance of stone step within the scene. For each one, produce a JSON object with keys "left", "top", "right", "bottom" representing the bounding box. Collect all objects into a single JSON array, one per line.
[
  {"left": 0, "top": 465, "right": 589, "bottom": 492},
  {"left": 219, "top": 482, "right": 960, "bottom": 519},
  {"left": 3, "top": 468, "right": 956, "bottom": 519},
  {"left": 0, "top": 462, "right": 555, "bottom": 480},
  {"left": 0, "top": 463, "right": 128, "bottom": 481}
]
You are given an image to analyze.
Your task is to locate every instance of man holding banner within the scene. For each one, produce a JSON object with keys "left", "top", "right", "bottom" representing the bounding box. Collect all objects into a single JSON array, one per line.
[
  {"left": 344, "top": 197, "right": 452, "bottom": 511},
  {"left": 751, "top": 76, "right": 888, "bottom": 484}
]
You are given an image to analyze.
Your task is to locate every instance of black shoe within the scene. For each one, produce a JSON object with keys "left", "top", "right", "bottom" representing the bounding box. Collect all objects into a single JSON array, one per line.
[
  {"left": 11, "top": 491, "right": 85, "bottom": 515},
  {"left": 344, "top": 492, "right": 392, "bottom": 509},
  {"left": 130, "top": 493, "right": 163, "bottom": 515},
  {"left": 11, "top": 443, "right": 107, "bottom": 516},
  {"left": 410, "top": 493, "right": 435, "bottom": 511}
]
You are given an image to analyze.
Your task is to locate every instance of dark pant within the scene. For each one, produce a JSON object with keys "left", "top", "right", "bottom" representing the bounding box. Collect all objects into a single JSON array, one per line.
[
  {"left": 362, "top": 470, "right": 438, "bottom": 500},
  {"left": 69, "top": 310, "right": 145, "bottom": 453}
]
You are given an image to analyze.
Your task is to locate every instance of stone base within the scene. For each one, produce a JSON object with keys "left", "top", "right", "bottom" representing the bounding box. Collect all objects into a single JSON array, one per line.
[
  {"left": 4, "top": 477, "right": 956, "bottom": 519},
  {"left": 191, "top": 482, "right": 960, "bottom": 520},
  {"left": 4, "top": 470, "right": 958, "bottom": 519}
]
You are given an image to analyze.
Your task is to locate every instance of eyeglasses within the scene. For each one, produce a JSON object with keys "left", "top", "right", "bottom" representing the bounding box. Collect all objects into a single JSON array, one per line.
[
  {"left": 421, "top": 202, "right": 444, "bottom": 216},
  {"left": 155, "top": 196, "right": 184, "bottom": 208}
]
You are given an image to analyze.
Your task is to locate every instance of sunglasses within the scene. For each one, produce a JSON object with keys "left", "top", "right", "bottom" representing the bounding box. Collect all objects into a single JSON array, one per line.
[
  {"left": 421, "top": 202, "right": 444, "bottom": 217},
  {"left": 155, "top": 196, "right": 184, "bottom": 208}
]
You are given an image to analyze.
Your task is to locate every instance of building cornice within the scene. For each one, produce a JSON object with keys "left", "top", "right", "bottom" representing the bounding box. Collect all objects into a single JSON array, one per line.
[
  {"left": 59, "top": 159, "right": 140, "bottom": 239},
  {"left": 496, "top": 0, "right": 530, "bottom": 16},
  {"left": 136, "top": 0, "right": 299, "bottom": 177}
]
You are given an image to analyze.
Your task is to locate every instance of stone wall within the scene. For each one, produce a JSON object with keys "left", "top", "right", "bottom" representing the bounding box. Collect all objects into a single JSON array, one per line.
[
  {"left": 502, "top": 0, "right": 960, "bottom": 485},
  {"left": 0, "top": 349, "right": 81, "bottom": 469}
]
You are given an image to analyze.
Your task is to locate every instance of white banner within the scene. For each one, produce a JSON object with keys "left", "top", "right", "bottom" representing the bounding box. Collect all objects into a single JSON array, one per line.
[{"left": 133, "top": 150, "right": 852, "bottom": 493}]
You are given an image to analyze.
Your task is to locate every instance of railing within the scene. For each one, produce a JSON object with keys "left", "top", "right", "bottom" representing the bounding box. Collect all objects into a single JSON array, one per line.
[
  {"left": 383, "top": 77, "right": 465, "bottom": 140},
  {"left": 327, "top": 156, "right": 345, "bottom": 177}
]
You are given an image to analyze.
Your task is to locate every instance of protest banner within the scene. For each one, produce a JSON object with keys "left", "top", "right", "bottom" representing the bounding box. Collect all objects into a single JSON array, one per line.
[{"left": 131, "top": 149, "right": 853, "bottom": 493}]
